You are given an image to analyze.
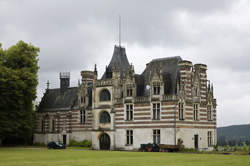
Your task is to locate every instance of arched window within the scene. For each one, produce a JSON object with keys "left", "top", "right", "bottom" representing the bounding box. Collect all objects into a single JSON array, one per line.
[
  {"left": 100, "top": 111, "right": 110, "bottom": 123},
  {"left": 100, "top": 89, "right": 111, "bottom": 101}
]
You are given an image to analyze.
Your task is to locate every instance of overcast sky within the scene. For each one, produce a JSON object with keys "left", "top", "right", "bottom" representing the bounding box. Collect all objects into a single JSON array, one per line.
[{"left": 1, "top": 0, "right": 250, "bottom": 127}]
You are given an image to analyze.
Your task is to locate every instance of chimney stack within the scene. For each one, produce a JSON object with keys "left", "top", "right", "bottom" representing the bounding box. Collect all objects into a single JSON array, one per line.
[{"left": 60, "top": 72, "right": 70, "bottom": 92}]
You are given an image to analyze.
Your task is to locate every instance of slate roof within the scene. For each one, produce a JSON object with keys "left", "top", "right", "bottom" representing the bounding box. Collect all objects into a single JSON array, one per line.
[
  {"left": 38, "top": 47, "right": 182, "bottom": 112},
  {"left": 136, "top": 56, "right": 182, "bottom": 96},
  {"left": 38, "top": 87, "right": 78, "bottom": 112},
  {"left": 102, "top": 45, "right": 130, "bottom": 79}
]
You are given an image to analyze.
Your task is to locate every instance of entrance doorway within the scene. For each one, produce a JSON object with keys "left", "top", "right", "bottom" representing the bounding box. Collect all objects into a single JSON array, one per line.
[
  {"left": 194, "top": 134, "right": 199, "bottom": 149},
  {"left": 63, "top": 135, "right": 67, "bottom": 145},
  {"left": 99, "top": 133, "right": 110, "bottom": 150}
]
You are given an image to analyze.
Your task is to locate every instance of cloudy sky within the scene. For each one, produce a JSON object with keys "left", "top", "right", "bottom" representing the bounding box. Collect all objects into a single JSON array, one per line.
[{"left": 1, "top": 0, "right": 250, "bottom": 127}]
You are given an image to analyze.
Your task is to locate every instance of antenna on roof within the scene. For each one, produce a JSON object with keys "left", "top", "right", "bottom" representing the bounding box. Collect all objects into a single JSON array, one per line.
[{"left": 119, "top": 15, "right": 121, "bottom": 47}]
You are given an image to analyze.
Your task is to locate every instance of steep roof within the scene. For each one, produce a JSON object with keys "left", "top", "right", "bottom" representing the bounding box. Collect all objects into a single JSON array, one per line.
[
  {"left": 38, "top": 87, "right": 78, "bottom": 112},
  {"left": 140, "top": 56, "right": 182, "bottom": 96},
  {"left": 102, "top": 45, "right": 130, "bottom": 79}
]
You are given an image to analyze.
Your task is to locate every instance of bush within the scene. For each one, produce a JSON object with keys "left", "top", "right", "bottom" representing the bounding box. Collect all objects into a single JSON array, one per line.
[
  {"left": 179, "top": 148, "right": 198, "bottom": 153},
  {"left": 69, "top": 140, "right": 92, "bottom": 147}
]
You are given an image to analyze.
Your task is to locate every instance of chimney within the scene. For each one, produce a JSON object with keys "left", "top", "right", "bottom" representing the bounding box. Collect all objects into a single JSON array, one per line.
[{"left": 60, "top": 72, "right": 70, "bottom": 92}]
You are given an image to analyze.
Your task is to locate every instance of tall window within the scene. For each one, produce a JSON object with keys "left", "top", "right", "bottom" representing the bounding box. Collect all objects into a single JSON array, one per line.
[
  {"left": 80, "top": 109, "right": 86, "bottom": 124},
  {"left": 100, "top": 111, "right": 110, "bottom": 123},
  {"left": 100, "top": 89, "right": 111, "bottom": 101},
  {"left": 81, "top": 96, "right": 85, "bottom": 104},
  {"left": 153, "top": 86, "right": 160, "bottom": 95},
  {"left": 193, "top": 104, "right": 199, "bottom": 121},
  {"left": 207, "top": 105, "right": 212, "bottom": 121},
  {"left": 41, "top": 119, "right": 45, "bottom": 133},
  {"left": 126, "top": 104, "right": 133, "bottom": 121},
  {"left": 127, "top": 88, "right": 133, "bottom": 97},
  {"left": 208, "top": 131, "right": 213, "bottom": 147},
  {"left": 153, "top": 129, "right": 160, "bottom": 144},
  {"left": 52, "top": 119, "right": 55, "bottom": 132},
  {"left": 152, "top": 103, "right": 160, "bottom": 120},
  {"left": 126, "top": 130, "right": 133, "bottom": 145},
  {"left": 179, "top": 102, "right": 184, "bottom": 120}
]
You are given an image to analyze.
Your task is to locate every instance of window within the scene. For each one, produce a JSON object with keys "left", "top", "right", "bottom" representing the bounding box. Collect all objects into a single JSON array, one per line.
[
  {"left": 207, "top": 105, "right": 212, "bottom": 121},
  {"left": 81, "top": 96, "right": 85, "bottom": 104},
  {"left": 208, "top": 131, "right": 213, "bottom": 147},
  {"left": 152, "top": 103, "right": 160, "bottom": 120},
  {"left": 126, "top": 104, "right": 133, "bottom": 121},
  {"left": 126, "top": 130, "right": 133, "bottom": 145},
  {"left": 100, "top": 111, "right": 110, "bottom": 123},
  {"left": 179, "top": 102, "right": 184, "bottom": 120},
  {"left": 193, "top": 104, "right": 199, "bottom": 121},
  {"left": 80, "top": 109, "right": 86, "bottom": 124},
  {"left": 127, "top": 88, "right": 133, "bottom": 97},
  {"left": 153, "top": 86, "right": 160, "bottom": 95},
  {"left": 41, "top": 119, "right": 45, "bottom": 133},
  {"left": 52, "top": 119, "right": 55, "bottom": 132},
  {"left": 100, "top": 89, "right": 111, "bottom": 101},
  {"left": 194, "top": 86, "right": 199, "bottom": 96},
  {"left": 153, "top": 129, "right": 160, "bottom": 144}
]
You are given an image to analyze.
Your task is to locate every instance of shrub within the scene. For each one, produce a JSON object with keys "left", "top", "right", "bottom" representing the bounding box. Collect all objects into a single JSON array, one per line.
[
  {"left": 179, "top": 148, "right": 198, "bottom": 153},
  {"left": 69, "top": 140, "right": 92, "bottom": 147}
]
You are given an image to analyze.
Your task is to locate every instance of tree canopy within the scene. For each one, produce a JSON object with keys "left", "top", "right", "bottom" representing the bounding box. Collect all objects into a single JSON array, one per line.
[{"left": 0, "top": 41, "right": 39, "bottom": 145}]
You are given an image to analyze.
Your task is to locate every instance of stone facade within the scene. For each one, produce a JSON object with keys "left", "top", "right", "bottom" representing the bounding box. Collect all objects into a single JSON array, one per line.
[{"left": 34, "top": 45, "right": 217, "bottom": 151}]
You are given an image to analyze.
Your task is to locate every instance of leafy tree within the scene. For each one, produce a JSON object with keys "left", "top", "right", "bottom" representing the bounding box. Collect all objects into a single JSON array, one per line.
[{"left": 0, "top": 41, "right": 39, "bottom": 145}]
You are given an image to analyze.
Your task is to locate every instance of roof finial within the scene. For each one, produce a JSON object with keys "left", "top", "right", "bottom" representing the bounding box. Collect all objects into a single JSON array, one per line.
[
  {"left": 94, "top": 64, "right": 97, "bottom": 72},
  {"left": 119, "top": 15, "right": 121, "bottom": 47},
  {"left": 46, "top": 80, "right": 50, "bottom": 90}
]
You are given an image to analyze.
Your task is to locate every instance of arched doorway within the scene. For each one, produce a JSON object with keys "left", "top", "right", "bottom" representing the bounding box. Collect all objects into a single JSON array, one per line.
[{"left": 99, "top": 133, "right": 110, "bottom": 150}]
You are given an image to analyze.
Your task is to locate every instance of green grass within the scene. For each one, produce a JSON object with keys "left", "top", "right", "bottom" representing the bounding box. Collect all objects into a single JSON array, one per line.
[{"left": 0, "top": 147, "right": 250, "bottom": 166}]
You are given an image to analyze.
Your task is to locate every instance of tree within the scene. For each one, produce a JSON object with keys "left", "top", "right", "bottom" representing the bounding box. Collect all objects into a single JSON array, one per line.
[{"left": 0, "top": 41, "right": 39, "bottom": 145}]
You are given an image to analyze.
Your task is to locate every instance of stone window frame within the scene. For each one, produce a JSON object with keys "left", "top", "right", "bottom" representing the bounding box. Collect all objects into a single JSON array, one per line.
[
  {"left": 193, "top": 103, "right": 199, "bottom": 121},
  {"left": 153, "top": 129, "right": 161, "bottom": 144},
  {"left": 207, "top": 131, "right": 213, "bottom": 147},
  {"left": 152, "top": 82, "right": 161, "bottom": 95},
  {"left": 125, "top": 104, "right": 133, "bottom": 121},
  {"left": 152, "top": 102, "right": 161, "bottom": 120},
  {"left": 80, "top": 109, "right": 86, "bottom": 124},
  {"left": 207, "top": 104, "right": 212, "bottom": 121},
  {"left": 41, "top": 119, "right": 45, "bottom": 133},
  {"left": 126, "top": 130, "right": 133, "bottom": 145},
  {"left": 178, "top": 101, "right": 185, "bottom": 120},
  {"left": 126, "top": 88, "right": 133, "bottom": 97},
  {"left": 99, "top": 89, "right": 111, "bottom": 102},
  {"left": 99, "top": 111, "right": 111, "bottom": 123},
  {"left": 51, "top": 119, "right": 56, "bottom": 132}
]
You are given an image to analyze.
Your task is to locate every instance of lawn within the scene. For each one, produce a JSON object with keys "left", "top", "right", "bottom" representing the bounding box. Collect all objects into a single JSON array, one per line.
[{"left": 0, "top": 148, "right": 250, "bottom": 166}]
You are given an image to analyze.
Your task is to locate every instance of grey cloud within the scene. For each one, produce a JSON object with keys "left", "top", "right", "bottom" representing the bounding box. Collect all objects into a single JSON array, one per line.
[{"left": 0, "top": 0, "right": 248, "bottom": 127}]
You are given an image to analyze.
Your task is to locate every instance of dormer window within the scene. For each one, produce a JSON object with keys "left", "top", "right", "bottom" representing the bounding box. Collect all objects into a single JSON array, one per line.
[
  {"left": 127, "top": 88, "right": 133, "bottom": 97},
  {"left": 153, "top": 86, "right": 160, "bottom": 95},
  {"left": 153, "top": 82, "right": 161, "bottom": 95}
]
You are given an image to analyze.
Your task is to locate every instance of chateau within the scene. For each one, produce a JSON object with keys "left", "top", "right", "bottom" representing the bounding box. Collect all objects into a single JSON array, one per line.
[{"left": 34, "top": 45, "right": 217, "bottom": 150}]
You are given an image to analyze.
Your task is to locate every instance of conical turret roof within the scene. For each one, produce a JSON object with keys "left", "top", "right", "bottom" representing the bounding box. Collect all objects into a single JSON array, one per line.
[{"left": 102, "top": 45, "right": 130, "bottom": 79}]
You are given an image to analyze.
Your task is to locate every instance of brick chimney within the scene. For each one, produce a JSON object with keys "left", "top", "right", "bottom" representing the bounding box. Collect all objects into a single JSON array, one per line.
[{"left": 60, "top": 72, "right": 70, "bottom": 92}]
